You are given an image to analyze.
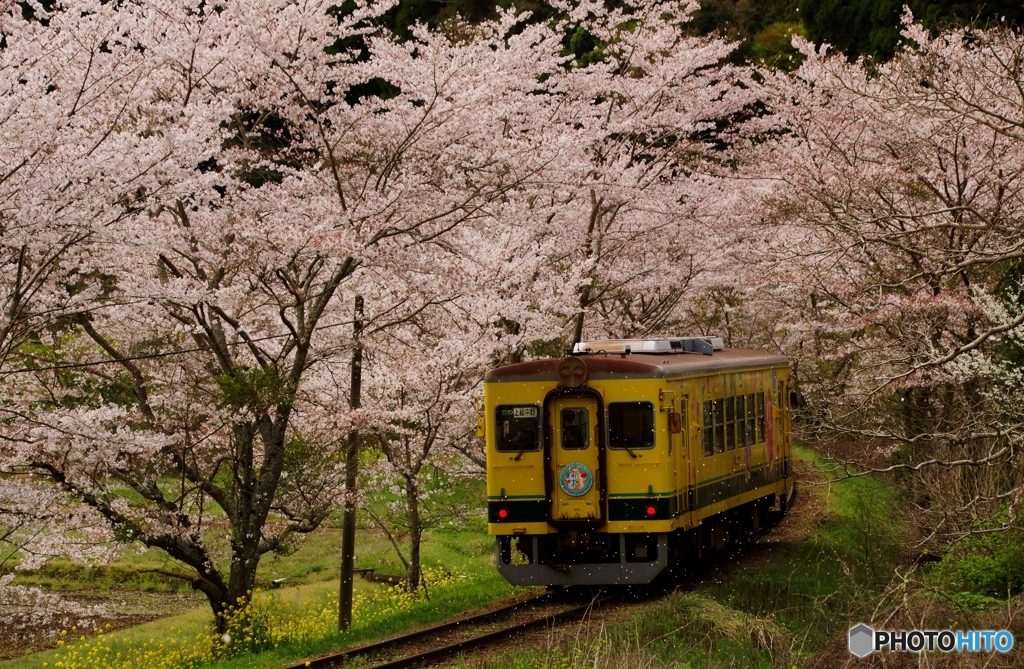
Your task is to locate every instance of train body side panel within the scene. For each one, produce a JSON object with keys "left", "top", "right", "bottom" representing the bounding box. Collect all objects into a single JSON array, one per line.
[{"left": 686, "top": 367, "right": 791, "bottom": 528}]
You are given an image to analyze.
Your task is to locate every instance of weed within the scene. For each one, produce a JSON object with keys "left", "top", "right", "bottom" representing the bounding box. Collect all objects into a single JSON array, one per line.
[
  {"left": 932, "top": 528, "right": 1024, "bottom": 600},
  {"left": 44, "top": 566, "right": 474, "bottom": 669}
]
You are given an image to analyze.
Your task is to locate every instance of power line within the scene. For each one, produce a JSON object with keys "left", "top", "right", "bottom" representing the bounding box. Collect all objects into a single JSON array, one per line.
[{"left": 3, "top": 318, "right": 357, "bottom": 376}]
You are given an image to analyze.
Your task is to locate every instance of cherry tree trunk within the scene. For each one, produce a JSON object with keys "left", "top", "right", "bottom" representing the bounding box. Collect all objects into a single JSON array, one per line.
[{"left": 404, "top": 477, "right": 422, "bottom": 593}]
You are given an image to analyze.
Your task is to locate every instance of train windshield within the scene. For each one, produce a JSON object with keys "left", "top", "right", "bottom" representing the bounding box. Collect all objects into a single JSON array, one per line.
[
  {"left": 608, "top": 402, "right": 655, "bottom": 450},
  {"left": 495, "top": 405, "right": 541, "bottom": 452},
  {"left": 560, "top": 408, "right": 589, "bottom": 450}
]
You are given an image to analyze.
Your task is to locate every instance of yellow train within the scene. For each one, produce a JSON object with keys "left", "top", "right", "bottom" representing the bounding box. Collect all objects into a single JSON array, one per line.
[{"left": 482, "top": 337, "right": 794, "bottom": 586}]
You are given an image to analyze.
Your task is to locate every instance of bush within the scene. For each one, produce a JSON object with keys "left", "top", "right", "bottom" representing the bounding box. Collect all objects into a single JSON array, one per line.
[{"left": 934, "top": 529, "right": 1024, "bottom": 599}]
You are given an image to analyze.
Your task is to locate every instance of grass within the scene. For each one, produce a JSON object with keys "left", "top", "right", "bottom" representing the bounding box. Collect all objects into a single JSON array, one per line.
[
  {"left": 3, "top": 525, "right": 520, "bottom": 669},
  {"left": 9, "top": 502, "right": 492, "bottom": 598},
  {"left": 6, "top": 447, "right": 935, "bottom": 669},
  {"left": 3, "top": 469, "right": 513, "bottom": 668},
  {"left": 700, "top": 448, "right": 908, "bottom": 653},
  {"left": 465, "top": 445, "right": 914, "bottom": 669},
  {"left": 9, "top": 524, "right": 399, "bottom": 594},
  {"left": 34, "top": 567, "right": 515, "bottom": 669}
]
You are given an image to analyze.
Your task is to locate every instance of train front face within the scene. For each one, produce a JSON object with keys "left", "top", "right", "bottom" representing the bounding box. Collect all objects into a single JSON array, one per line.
[{"left": 485, "top": 356, "right": 673, "bottom": 587}]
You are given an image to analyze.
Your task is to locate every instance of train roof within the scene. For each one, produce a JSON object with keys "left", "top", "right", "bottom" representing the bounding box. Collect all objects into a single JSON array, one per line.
[{"left": 485, "top": 347, "right": 790, "bottom": 383}]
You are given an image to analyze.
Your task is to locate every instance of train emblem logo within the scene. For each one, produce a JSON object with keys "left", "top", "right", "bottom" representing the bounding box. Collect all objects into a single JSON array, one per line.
[{"left": 559, "top": 463, "right": 593, "bottom": 496}]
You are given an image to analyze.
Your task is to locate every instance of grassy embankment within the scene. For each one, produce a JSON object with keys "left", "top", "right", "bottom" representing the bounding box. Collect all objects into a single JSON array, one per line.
[
  {"left": 10, "top": 446, "right": 1023, "bottom": 668},
  {"left": 464, "top": 446, "right": 1024, "bottom": 668}
]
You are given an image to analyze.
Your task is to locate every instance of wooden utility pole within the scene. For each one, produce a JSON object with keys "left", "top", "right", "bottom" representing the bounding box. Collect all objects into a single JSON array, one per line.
[{"left": 338, "top": 295, "right": 363, "bottom": 631}]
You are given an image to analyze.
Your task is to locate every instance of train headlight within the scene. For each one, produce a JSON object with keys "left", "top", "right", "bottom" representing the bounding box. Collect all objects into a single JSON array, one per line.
[{"left": 557, "top": 357, "right": 588, "bottom": 388}]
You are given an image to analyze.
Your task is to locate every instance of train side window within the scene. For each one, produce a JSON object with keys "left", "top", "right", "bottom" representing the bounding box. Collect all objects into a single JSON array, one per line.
[
  {"left": 560, "top": 408, "right": 589, "bottom": 450},
  {"left": 756, "top": 392, "right": 765, "bottom": 442},
  {"left": 713, "top": 398, "right": 724, "bottom": 454},
  {"left": 745, "top": 393, "right": 755, "bottom": 446},
  {"left": 495, "top": 405, "right": 541, "bottom": 452},
  {"left": 736, "top": 394, "right": 745, "bottom": 446},
  {"left": 735, "top": 395, "right": 745, "bottom": 448},
  {"left": 725, "top": 396, "right": 736, "bottom": 450},
  {"left": 608, "top": 402, "right": 655, "bottom": 451},
  {"left": 702, "top": 401, "right": 713, "bottom": 456}
]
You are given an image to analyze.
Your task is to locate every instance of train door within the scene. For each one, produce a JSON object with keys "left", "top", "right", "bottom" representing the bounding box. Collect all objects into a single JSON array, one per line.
[
  {"left": 548, "top": 397, "right": 602, "bottom": 523},
  {"left": 675, "top": 394, "right": 691, "bottom": 524},
  {"left": 689, "top": 393, "right": 702, "bottom": 526}
]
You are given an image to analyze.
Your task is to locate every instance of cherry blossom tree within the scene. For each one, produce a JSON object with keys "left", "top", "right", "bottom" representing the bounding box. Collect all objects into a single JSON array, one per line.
[
  {"left": 747, "top": 17, "right": 1024, "bottom": 542},
  {"left": 0, "top": 0, "right": 126, "bottom": 369},
  {"left": 360, "top": 324, "right": 488, "bottom": 591},
  {"left": 533, "top": 0, "right": 760, "bottom": 343},
  {"left": 0, "top": 0, "right": 570, "bottom": 627},
  {"left": 0, "top": 0, "right": 803, "bottom": 630},
  {"left": 0, "top": 0, "right": 205, "bottom": 630},
  {"left": 0, "top": 479, "right": 113, "bottom": 641}
]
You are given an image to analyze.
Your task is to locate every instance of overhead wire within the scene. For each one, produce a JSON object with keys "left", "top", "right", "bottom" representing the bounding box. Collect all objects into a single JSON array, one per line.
[{"left": 3, "top": 317, "right": 357, "bottom": 375}]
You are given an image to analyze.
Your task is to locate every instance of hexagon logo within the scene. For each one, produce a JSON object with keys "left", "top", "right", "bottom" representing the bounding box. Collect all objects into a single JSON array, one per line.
[{"left": 849, "top": 623, "right": 875, "bottom": 658}]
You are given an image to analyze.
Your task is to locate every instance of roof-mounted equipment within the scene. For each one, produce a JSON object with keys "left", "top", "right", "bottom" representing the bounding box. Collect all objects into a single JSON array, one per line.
[{"left": 572, "top": 337, "right": 724, "bottom": 356}]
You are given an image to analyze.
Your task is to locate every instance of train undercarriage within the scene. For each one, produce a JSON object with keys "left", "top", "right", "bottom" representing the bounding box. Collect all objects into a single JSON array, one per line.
[{"left": 496, "top": 490, "right": 793, "bottom": 587}]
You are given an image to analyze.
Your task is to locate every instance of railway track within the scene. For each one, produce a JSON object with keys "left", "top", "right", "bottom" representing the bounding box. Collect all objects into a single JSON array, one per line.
[
  {"left": 281, "top": 594, "right": 605, "bottom": 669},
  {"left": 279, "top": 515, "right": 794, "bottom": 669}
]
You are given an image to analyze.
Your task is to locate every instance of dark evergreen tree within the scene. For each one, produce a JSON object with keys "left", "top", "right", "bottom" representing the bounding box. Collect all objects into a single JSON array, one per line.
[{"left": 800, "top": 0, "right": 1024, "bottom": 61}]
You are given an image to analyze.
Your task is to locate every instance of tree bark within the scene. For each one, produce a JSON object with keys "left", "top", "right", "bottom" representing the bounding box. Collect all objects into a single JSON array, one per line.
[{"left": 404, "top": 476, "right": 421, "bottom": 593}]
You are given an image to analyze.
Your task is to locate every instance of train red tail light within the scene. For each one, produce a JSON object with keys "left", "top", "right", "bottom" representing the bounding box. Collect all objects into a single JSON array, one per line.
[
  {"left": 498, "top": 508, "right": 509, "bottom": 519},
  {"left": 645, "top": 506, "right": 657, "bottom": 517}
]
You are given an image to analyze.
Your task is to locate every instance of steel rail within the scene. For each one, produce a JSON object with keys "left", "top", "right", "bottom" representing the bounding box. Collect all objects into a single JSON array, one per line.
[
  {"left": 281, "top": 594, "right": 552, "bottom": 669},
  {"left": 363, "top": 599, "right": 602, "bottom": 669}
]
